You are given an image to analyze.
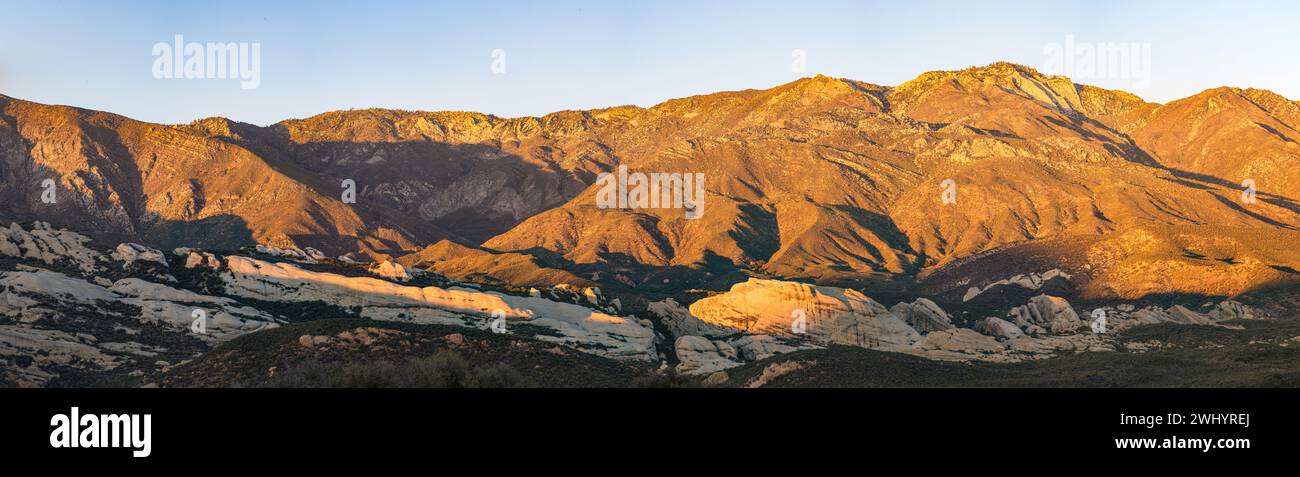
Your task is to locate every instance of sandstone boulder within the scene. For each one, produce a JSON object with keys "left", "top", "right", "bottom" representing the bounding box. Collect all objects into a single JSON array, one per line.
[
  {"left": 112, "top": 243, "right": 168, "bottom": 268},
  {"left": 688, "top": 278, "right": 920, "bottom": 349},
  {"left": 890, "top": 298, "right": 955, "bottom": 333},
  {"left": 674, "top": 336, "right": 742, "bottom": 375},
  {"left": 917, "top": 328, "right": 1006, "bottom": 354},
  {"left": 980, "top": 317, "right": 1024, "bottom": 340},
  {"left": 1009, "top": 294, "right": 1081, "bottom": 334}
]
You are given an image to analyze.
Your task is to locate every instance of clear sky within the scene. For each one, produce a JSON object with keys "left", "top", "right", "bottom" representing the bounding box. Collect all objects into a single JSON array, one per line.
[{"left": 2, "top": 0, "right": 1297, "bottom": 125}]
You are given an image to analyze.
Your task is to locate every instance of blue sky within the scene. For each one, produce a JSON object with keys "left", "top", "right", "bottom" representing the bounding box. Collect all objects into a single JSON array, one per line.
[{"left": 2, "top": 0, "right": 1297, "bottom": 125}]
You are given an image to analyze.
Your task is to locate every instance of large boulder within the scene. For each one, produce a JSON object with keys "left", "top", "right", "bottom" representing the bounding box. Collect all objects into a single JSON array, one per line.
[
  {"left": 917, "top": 328, "right": 1007, "bottom": 354},
  {"left": 1009, "top": 294, "right": 1081, "bottom": 334},
  {"left": 0, "top": 222, "right": 105, "bottom": 273},
  {"left": 979, "top": 317, "right": 1024, "bottom": 340},
  {"left": 370, "top": 260, "right": 416, "bottom": 282},
  {"left": 688, "top": 278, "right": 921, "bottom": 349},
  {"left": 1205, "top": 301, "right": 1262, "bottom": 322},
  {"left": 111, "top": 243, "right": 168, "bottom": 268},
  {"left": 728, "top": 334, "right": 812, "bottom": 361},
  {"left": 648, "top": 298, "right": 729, "bottom": 338},
  {"left": 674, "top": 336, "right": 742, "bottom": 375},
  {"left": 889, "top": 298, "right": 955, "bottom": 333}
]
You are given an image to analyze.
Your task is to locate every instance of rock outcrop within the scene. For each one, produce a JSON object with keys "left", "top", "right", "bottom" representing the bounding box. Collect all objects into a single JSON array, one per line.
[
  {"left": 1009, "top": 295, "right": 1082, "bottom": 334},
  {"left": 688, "top": 278, "right": 921, "bottom": 349},
  {"left": 0, "top": 222, "right": 105, "bottom": 273},
  {"left": 674, "top": 336, "right": 741, "bottom": 375},
  {"left": 963, "top": 269, "right": 1073, "bottom": 303},
  {"left": 889, "top": 298, "right": 955, "bottom": 333},
  {"left": 206, "top": 255, "right": 658, "bottom": 361},
  {"left": 111, "top": 243, "right": 168, "bottom": 268},
  {"left": 979, "top": 317, "right": 1025, "bottom": 340}
]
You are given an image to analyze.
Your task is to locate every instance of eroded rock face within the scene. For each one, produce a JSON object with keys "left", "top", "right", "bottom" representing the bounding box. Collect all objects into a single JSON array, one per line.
[
  {"left": 1094, "top": 301, "right": 1266, "bottom": 333},
  {"left": 112, "top": 243, "right": 168, "bottom": 268},
  {"left": 917, "top": 328, "right": 1006, "bottom": 354},
  {"left": 890, "top": 298, "right": 955, "bottom": 334},
  {"left": 369, "top": 260, "right": 416, "bottom": 282},
  {"left": 728, "top": 334, "right": 811, "bottom": 362},
  {"left": 963, "top": 269, "right": 1073, "bottom": 303},
  {"left": 0, "top": 266, "right": 279, "bottom": 387},
  {"left": 648, "top": 298, "right": 729, "bottom": 338},
  {"left": 1009, "top": 294, "right": 1082, "bottom": 334},
  {"left": 254, "top": 244, "right": 320, "bottom": 264},
  {"left": 674, "top": 336, "right": 741, "bottom": 375},
  {"left": 0, "top": 222, "right": 105, "bottom": 273},
  {"left": 207, "top": 256, "right": 658, "bottom": 361},
  {"left": 1207, "top": 301, "right": 1260, "bottom": 321},
  {"left": 979, "top": 317, "right": 1024, "bottom": 340},
  {"left": 688, "top": 278, "right": 921, "bottom": 349}
]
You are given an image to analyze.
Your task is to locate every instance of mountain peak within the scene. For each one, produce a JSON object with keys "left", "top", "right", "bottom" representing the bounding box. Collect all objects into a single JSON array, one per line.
[{"left": 901, "top": 62, "right": 1053, "bottom": 88}]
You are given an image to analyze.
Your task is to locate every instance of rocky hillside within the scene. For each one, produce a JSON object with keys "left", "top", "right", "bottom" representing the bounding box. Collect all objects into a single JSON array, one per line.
[
  {"left": 3, "top": 61, "right": 1300, "bottom": 387},
  {"left": 3, "top": 63, "right": 1298, "bottom": 303},
  {"left": 0, "top": 222, "right": 657, "bottom": 386}
]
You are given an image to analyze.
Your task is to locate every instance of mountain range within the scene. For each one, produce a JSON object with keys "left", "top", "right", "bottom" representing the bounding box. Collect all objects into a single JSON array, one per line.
[{"left": 3, "top": 61, "right": 1299, "bottom": 305}]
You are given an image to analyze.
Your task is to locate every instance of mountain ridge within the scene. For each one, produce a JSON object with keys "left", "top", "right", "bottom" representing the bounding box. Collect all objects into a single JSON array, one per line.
[{"left": 2, "top": 61, "right": 1298, "bottom": 303}]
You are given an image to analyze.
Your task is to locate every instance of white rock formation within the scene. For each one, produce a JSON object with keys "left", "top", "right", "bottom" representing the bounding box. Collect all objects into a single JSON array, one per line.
[
  {"left": 111, "top": 243, "right": 168, "bottom": 268},
  {"left": 728, "top": 334, "right": 814, "bottom": 361},
  {"left": 916, "top": 328, "right": 1007, "bottom": 354},
  {"left": 889, "top": 298, "right": 955, "bottom": 333},
  {"left": 674, "top": 336, "right": 741, "bottom": 375},
  {"left": 370, "top": 260, "right": 415, "bottom": 281},
  {"left": 963, "top": 269, "right": 1072, "bottom": 302},
  {"left": 108, "top": 278, "right": 276, "bottom": 336},
  {"left": 648, "top": 298, "right": 729, "bottom": 338},
  {"left": 688, "top": 278, "right": 921, "bottom": 349},
  {"left": 210, "top": 256, "right": 657, "bottom": 361},
  {"left": 1009, "top": 294, "right": 1082, "bottom": 333},
  {"left": 0, "top": 326, "right": 121, "bottom": 387},
  {"left": 254, "top": 244, "right": 318, "bottom": 264},
  {"left": 0, "top": 266, "right": 280, "bottom": 386},
  {"left": 979, "top": 317, "right": 1024, "bottom": 340},
  {"left": 0, "top": 268, "right": 277, "bottom": 341},
  {"left": 0, "top": 222, "right": 105, "bottom": 273},
  {"left": 183, "top": 251, "right": 222, "bottom": 269}
]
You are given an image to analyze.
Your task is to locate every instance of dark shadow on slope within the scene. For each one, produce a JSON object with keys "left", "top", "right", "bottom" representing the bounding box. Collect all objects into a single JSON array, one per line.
[
  {"left": 1160, "top": 168, "right": 1300, "bottom": 215},
  {"left": 228, "top": 127, "right": 590, "bottom": 246},
  {"left": 727, "top": 203, "right": 780, "bottom": 263},
  {"left": 1255, "top": 122, "right": 1296, "bottom": 143},
  {"left": 1269, "top": 265, "right": 1300, "bottom": 275},
  {"left": 140, "top": 214, "right": 257, "bottom": 251},
  {"left": 1209, "top": 193, "right": 1298, "bottom": 230}
]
